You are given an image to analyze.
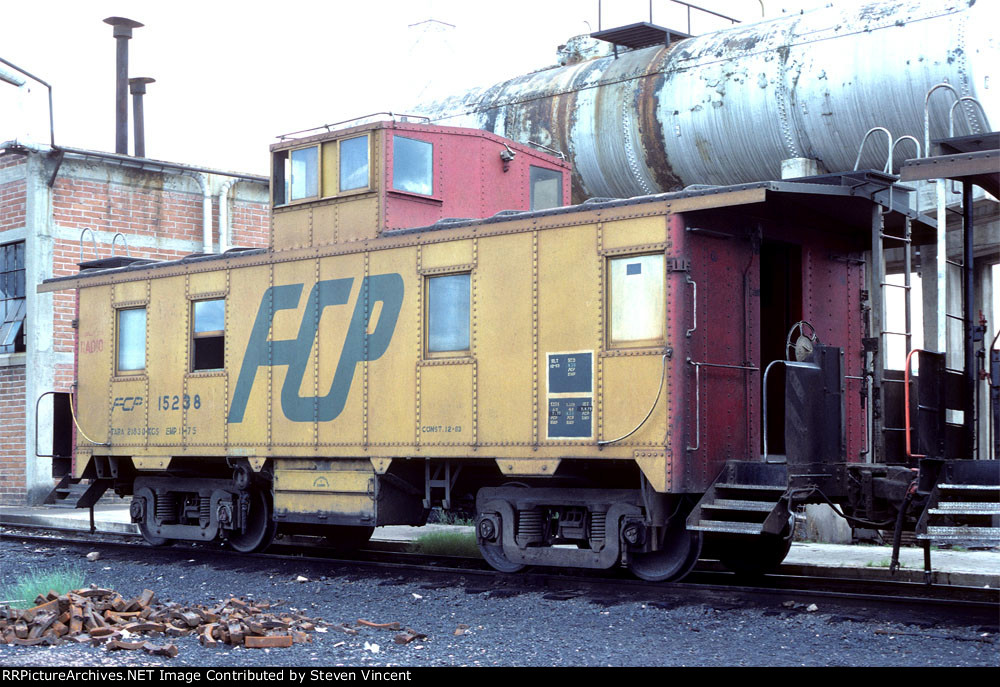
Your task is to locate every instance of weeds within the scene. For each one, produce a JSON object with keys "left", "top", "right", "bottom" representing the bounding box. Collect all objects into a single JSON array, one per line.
[
  {"left": 410, "top": 531, "right": 482, "bottom": 558},
  {"left": 1, "top": 564, "right": 86, "bottom": 608}
]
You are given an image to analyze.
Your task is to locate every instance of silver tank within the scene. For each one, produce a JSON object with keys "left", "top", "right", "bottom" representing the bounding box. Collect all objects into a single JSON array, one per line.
[{"left": 418, "top": 0, "right": 997, "bottom": 200}]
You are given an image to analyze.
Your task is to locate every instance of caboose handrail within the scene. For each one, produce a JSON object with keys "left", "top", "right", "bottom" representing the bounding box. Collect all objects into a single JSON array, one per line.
[
  {"left": 923, "top": 83, "right": 960, "bottom": 157},
  {"left": 79, "top": 227, "right": 97, "bottom": 263},
  {"left": 685, "top": 275, "right": 697, "bottom": 338},
  {"left": 904, "top": 348, "right": 928, "bottom": 459},
  {"left": 853, "top": 127, "right": 892, "bottom": 173},
  {"left": 110, "top": 232, "right": 131, "bottom": 257},
  {"left": 687, "top": 359, "right": 759, "bottom": 453},
  {"left": 762, "top": 359, "right": 787, "bottom": 462},
  {"left": 276, "top": 112, "right": 432, "bottom": 141},
  {"left": 948, "top": 97, "right": 989, "bottom": 138}
]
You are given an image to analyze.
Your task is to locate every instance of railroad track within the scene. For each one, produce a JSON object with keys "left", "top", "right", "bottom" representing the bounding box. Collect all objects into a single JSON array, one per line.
[{"left": 3, "top": 525, "right": 997, "bottom": 631}]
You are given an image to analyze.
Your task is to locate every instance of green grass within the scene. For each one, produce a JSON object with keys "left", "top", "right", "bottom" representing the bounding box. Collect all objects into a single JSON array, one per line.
[
  {"left": 865, "top": 558, "right": 905, "bottom": 568},
  {"left": 410, "top": 531, "right": 482, "bottom": 558},
  {"left": 430, "top": 509, "right": 475, "bottom": 526},
  {"left": 0, "top": 565, "right": 86, "bottom": 608}
]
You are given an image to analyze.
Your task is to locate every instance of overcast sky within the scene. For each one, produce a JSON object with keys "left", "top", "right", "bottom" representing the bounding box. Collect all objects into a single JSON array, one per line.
[{"left": 2, "top": 0, "right": 829, "bottom": 174}]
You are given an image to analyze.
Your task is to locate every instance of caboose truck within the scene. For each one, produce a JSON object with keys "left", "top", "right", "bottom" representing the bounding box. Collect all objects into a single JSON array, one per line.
[{"left": 37, "top": 117, "right": 999, "bottom": 581}]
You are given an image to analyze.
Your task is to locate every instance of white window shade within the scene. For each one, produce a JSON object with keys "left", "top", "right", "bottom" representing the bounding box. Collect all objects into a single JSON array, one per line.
[{"left": 610, "top": 255, "right": 665, "bottom": 343}]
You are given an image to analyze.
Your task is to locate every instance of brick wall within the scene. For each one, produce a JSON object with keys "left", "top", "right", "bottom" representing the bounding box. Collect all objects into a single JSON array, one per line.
[
  {"left": 0, "top": 151, "right": 269, "bottom": 504},
  {"left": 0, "top": 155, "right": 26, "bottom": 505},
  {"left": 0, "top": 178, "right": 25, "bottom": 232},
  {"left": 0, "top": 364, "right": 26, "bottom": 504}
]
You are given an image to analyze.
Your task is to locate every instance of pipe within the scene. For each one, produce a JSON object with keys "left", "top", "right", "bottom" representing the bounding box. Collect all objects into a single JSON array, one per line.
[
  {"left": 129, "top": 77, "right": 155, "bottom": 158},
  {"left": 182, "top": 171, "right": 214, "bottom": 254},
  {"left": 963, "top": 181, "right": 976, "bottom": 457},
  {"left": 104, "top": 17, "right": 143, "bottom": 155},
  {"left": 218, "top": 180, "right": 237, "bottom": 254}
]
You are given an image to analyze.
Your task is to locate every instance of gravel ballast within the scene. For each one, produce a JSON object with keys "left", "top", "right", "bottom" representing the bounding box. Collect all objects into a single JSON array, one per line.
[{"left": 0, "top": 538, "right": 996, "bottom": 667}]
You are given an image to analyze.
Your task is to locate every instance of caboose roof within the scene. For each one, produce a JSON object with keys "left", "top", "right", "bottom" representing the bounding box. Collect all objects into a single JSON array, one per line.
[{"left": 38, "top": 171, "right": 930, "bottom": 293}]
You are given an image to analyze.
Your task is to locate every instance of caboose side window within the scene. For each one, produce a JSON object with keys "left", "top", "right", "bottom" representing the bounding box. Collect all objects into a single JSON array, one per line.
[
  {"left": 530, "top": 166, "right": 563, "bottom": 211},
  {"left": 340, "top": 135, "right": 370, "bottom": 192},
  {"left": 426, "top": 273, "right": 470, "bottom": 354},
  {"left": 116, "top": 307, "right": 147, "bottom": 373},
  {"left": 289, "top": 146, "right": 319, "bottom": 201},
  {"left": 393, "top": 136, "right": 433, "bottom": 196},
  {"left": 192, "top": 298, "right": 225, "bottom": 371},
  {"left": 609, "top": 255, "right": 665, "bottom": 345}
]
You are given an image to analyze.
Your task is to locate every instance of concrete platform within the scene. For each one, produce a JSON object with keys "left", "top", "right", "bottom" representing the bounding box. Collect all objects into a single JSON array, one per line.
[{"left": 2, "top": 502, "right": 997, "bottom": 587}]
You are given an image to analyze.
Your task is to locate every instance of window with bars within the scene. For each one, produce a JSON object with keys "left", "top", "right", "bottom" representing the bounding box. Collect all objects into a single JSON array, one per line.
[{"left": 0, "top": 241, "right": 26, "bottom": 354}]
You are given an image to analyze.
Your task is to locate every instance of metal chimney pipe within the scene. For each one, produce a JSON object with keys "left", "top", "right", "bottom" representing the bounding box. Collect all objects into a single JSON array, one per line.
[
  {"left": 129, "top": 77, "right": 155, "bottom": 158},
  {"left": 104, "top": 17, "right": 143, "bottom": 155}
]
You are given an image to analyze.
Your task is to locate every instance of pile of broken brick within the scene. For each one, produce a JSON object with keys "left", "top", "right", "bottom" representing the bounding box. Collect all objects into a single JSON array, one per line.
[{"left": 0, "top": 586, "right": 326, "bottom": 658}]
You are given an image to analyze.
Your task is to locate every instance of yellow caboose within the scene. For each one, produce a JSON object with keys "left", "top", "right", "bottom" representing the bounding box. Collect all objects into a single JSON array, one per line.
[{"left": 42, "top": 117, "right": 895, "bottom": 581}]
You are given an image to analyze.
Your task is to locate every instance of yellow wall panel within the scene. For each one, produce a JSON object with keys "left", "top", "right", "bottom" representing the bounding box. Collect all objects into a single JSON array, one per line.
[
  {"left": 77, "top": 287, "right": 113, "bottom": 447},
  {"left": 337, "top": 197, "right": 379, "bottom": 243},
  {"left": 316, "top": 254, "right": 366, "bottom": 446},
  {"left": 421, "top": 239, "right": 473, "bottom": 271},
  {"left": 600, "top": 354, "right": 668, "bottom": 444},
  {"left": 182, "top": 374, "right": 226, "bottom": 447},
  {"left": 538, "top": 226, "right": 600, "bottom": 358},
  {"left": 312, "top": 204, "right": 337, "bottom": 247},
  {"left": 113, "top": 280, "right": 146, "bottom": 304},
  {"left": 226, "top": 264, "right": 274, "bottom": 447},
  {"left": 187, "top": 270, "right": 227, "bottom": 296},
  {"left": 418, "top": 363, "right": 473, "bottom": 444},
  {"left": 367, "top": 247, "right": 417, "bottom": 445},
  {"left": 475, "top": 234, "right": 533, "bottom": 444},
  {"left": 108, "top": 377, "right": 148, "bottom": 446},
  {"left": 321, "top": 142, "right": 339, "bottom": 198},
  {"left": 601, "top": 216, "right": 667, "bottom": 251},
  {"left": 269, "top": 259, "right": 315, "bottom": 446},
  {"left": 146, "top": 276, "right": 188, "bottom": 444},
  {"left": 272, "top": 209, "right": 311, "bottom": 251}
]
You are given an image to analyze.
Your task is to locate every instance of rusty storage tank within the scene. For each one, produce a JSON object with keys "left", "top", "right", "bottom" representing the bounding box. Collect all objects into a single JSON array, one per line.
[{"left": 418, "top": 0, "right": 997, "bottom": 201}]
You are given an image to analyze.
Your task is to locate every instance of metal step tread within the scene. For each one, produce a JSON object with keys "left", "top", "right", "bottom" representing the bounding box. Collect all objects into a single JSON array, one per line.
[
  {"left": 702, "top": 499, "right": 777, "bottom": 512},
  {"left": 716, "top": 483, "right": 787, "bottom": 492},
  {"left": 688, "top": 520, "right": 764, "bottom": 535},
  {"left": 916, "top": 526, "right": 1000, "bottom": 540},
  {"left": 929, "top": 502, "right": 1000, "bottom": 515},
  {"left": 938, "top": 484, "right": 1000, "bottom": 491}
]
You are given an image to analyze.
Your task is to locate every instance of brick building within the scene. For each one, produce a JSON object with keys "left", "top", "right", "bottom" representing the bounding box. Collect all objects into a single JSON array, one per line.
[{"left": 0, "top": 142, "right": 269, "bottom": 504}]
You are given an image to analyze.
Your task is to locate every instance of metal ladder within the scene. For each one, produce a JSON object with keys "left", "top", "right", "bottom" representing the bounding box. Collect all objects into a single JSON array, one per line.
[{"left": 855, "top": 127, "right": 919, "bottom": 464}]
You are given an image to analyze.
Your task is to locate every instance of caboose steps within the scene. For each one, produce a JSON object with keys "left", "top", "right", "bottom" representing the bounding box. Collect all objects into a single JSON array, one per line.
[
  {"left": 687, "top": 461, "right": 792, "bottom": 541},
  {"left": 701, "top": 499, "right": 776, "bottom": 512},
  {"left": 688, "top": 520, "right": 765, "bottom": 535},
  {"left": 916, "top": 465, "right": 1000, "bottom": 550},
  {"left": 43, "top": 476, "right": 114, "bottom": 509}
]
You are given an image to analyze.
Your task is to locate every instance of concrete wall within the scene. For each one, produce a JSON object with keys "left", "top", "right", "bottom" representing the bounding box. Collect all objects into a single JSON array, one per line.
[{"left": 0, "top": 146, "right": 269, "bottom": 504}]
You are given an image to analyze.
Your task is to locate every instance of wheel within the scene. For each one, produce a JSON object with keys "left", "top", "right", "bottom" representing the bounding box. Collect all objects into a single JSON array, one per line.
[
  {"left": 785, "top": 320, "right": 819, "bottom": 362},
  {"left": 138, "top": 514, "right": 173, "bottom": 547},
  {"left": 323, "top": 526, "right": 375, "bottom": 551},
  {"left": 476, "top": 507, "right": 525, "bottom": 573},
  {"left": 629, "top": 526, "right": 703, "bottom": 582},
  {"left": 719, "top": 531, "right": 793, "bottom": 577},
  {"left": 134, "top": 490, "right": 173, "bottom": 547},
  {"left": 227, "top": 489, "right": 277, "bottom": 553},
  {"left": 478, "top": 541, "right": 526, "bottom": 573}
]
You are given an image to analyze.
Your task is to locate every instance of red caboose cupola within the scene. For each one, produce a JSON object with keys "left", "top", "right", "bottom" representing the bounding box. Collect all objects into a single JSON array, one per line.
[{"left": 269, "top": 115, "right": 571, "bottom": 249}]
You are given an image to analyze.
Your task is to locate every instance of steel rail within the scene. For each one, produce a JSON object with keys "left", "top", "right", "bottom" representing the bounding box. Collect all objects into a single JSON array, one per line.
[{"left": 2, "top": 526, "right": 996, "bottom": 628}]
